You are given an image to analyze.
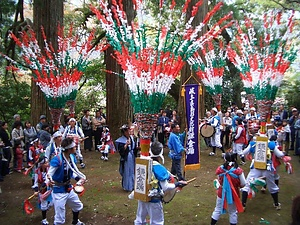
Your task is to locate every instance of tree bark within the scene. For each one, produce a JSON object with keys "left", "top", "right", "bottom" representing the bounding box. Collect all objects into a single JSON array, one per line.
[
  {"left": 31, "top": 0, "right": 63, "bottom": 128},
  {"left": 105, "top": 0, "right": 134, "bottom": 139},
  {"left": 178, "top": 0, "right": 208, "bottom": 128}
]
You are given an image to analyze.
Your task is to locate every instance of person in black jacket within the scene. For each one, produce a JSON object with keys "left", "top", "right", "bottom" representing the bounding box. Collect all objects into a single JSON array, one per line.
[{"left": 0, "top": 121, "right": 13, "bottom": 176}]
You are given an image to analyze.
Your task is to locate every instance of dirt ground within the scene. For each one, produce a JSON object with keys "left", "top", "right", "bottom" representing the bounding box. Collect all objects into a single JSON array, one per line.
[{"left": 0, "top": 144, "right": 299, "bottom": 225}]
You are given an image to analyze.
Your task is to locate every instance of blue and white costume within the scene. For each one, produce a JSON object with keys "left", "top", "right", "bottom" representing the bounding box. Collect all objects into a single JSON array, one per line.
[
  {"left": 241, "top": 139, "right": 284, "bottom": 209},
  {"left": 45, "top": 141, "right": 62, "bottom": 161},
  {"left": 62, "top": 125, "right": 85, "bottom": 164},
  {"left": 47, "top": 153, "right": 86, "bottom": 225},
  {"left": 134, "top": 161, "right": 176, "bottom": 225}
]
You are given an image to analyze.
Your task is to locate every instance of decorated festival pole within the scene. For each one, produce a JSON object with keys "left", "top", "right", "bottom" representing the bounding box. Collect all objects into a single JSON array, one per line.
[
  {"left": 227, "top": 11, "right": 297, "bottom": 134},
  {"left": 3, "top": 24, "right": 106, "bottom": 130},
  {"left": 135, "top": 113, "right": 159, "bottom": 156},
  {"left": 212, "top": 94, "right": 222, "bottom": 112},
  {"left": 92, "top": 0, "right": 233, "bottom": 157},
  {"left": 50, "top": 108, "right": 64, "bottom": 131},
  {"left": 188, "top": 40, "right": 227, "bottom": 112}
]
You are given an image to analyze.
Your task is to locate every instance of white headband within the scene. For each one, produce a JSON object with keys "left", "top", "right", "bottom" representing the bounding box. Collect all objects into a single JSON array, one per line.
[
  {"left": 64, "top": 142, "right": 76, "bottom": 150},
  {"left": 149, "top": 148, "right": 164, "bottom": 164}
]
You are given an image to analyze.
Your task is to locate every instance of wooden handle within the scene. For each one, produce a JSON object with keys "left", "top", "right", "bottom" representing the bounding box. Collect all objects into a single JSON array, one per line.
[
  {"left": 27, "top": 194, "right": 36, "bottom": 200},
  {"left": 186, "top": 178, "right": 196, "bottom": 184}
]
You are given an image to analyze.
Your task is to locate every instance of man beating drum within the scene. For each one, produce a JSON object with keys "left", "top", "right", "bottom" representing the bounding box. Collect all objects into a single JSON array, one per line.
[
  {"left": 132, "top": 142, "right": 187, "bottom": 225},
  {"left": 208, "top": 108, "right": 225, "bottom": 157}
]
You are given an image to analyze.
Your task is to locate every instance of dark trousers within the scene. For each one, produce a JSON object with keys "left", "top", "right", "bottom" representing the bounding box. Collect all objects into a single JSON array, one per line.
[
  {"left": 295, "top": 132, "right": 300, "bottom": 155},
  {"left": 94, "top": 127, "right": 103, "bottom": 150},
  {"left": 83, "top": 129, "right": 93, "bottom": 151},
  {"left": 2, "top": 147, "right": 11, "bottom": 171},
  {"left": 290, "top": 130, "right": 296, "bottom": 150},
  {"left": 158, "top": 131, "right": 166, "bottom": 145},
  {"left": 221, "top": 129, "right": 230, "bottom": 148},
  {"left": 171, "top": 158, "right": 184, "bottom": 181}
]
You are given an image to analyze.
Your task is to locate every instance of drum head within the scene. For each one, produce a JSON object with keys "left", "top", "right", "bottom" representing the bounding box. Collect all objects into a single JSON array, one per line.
[
  {"left": 162, "top": 175, "right": 178, "bottom": 203},
  {"left": 74, "top": 185, "right": 85, "bottom": 195},
  {"left": 162, "top": 188, "right": 177, "bottom": 204},
  {"left": 200, "top": 124, "right": 215, "bottom": 138}
]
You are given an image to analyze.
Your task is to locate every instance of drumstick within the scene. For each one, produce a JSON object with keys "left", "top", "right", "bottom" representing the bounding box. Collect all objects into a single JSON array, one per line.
[
  {"left": 27, "top": 193, "right": 36, "bottom": 200},
  {"left": 186, "top": 178, "right": 196, "bottom": 184},
  {"left": 79, "top": 136, "right": 89, "bottom": 142}
]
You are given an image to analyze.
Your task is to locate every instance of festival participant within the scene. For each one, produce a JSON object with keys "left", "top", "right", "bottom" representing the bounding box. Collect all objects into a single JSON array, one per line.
[
  {"left": 168, "top": 123, "right": 186, "bottom": 181},
  {"left": 47, "top": 137, "right": 86, "bottom": 225},
  {"left": 240, "top": 135, "right": 285, "bottom": 210},
  {"left": 232, "top": 118, "right": 247, "bottom": 165},
  {"left": 32, "top": 156, "right": 52, "bottom": 225},
  {"left": 208, "top": 107, "right": 225, "bottom": 157},
  {"left": 210, "top": 152, "right": 246, "bottom": 225},
  {"left": 28, "top": 138, "right": 44, "bottom": 187},
  {"left": 115, "top": 124, "right": 137, "bottom": 191},
  {"left": 99, "top": 126, "right": 115, "bottom": 161},
  {"left": 28, "top": 138, "right": 43, "bottom": 166},
  {"left": 133, "top": 141, "right": 187, "bottom": 225},
  {"left": 45, "top": 131, "right": 63, "bottom": 161},
  {"left": 63, "top": 118, "right": 85, "bottom": 168}
]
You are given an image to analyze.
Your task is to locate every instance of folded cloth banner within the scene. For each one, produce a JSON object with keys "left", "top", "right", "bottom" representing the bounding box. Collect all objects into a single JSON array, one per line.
[{"left": 184, "top": 84, "right": 200, "bottom": 170}]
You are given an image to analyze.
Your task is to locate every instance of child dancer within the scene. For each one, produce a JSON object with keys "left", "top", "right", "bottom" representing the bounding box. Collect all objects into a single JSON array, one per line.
[
  {"left": 28, "top": 138, "right": 44, "bottom": 187},
  {"left": 99, "top": 126, "right": 115, "bottom": 161},
  {"left": 32, "top": 156, "right": 52, "bottom": 225},
  {"left": 211, "top": 152, "right": 246, "bottom": 225}
]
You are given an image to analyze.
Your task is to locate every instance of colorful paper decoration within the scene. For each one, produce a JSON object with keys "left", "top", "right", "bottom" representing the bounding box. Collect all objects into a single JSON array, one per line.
[
  {"left": 188, "top": 40, "right": 230, "bottom": 110},
  {"left": 91, "top": 0, "right": 233, "bottom": 114},
  {"left": 227, "top": 11, "right": 297, "bottom": 102},
  {"left": 4, "top": 25, "right": 107, "bottom": 129}
]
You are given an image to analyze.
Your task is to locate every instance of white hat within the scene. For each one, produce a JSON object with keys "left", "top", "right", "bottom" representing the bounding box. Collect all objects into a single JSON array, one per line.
[
  {"left": 211, "top": 107, "right": 218, "bottom": 113},
  {"left": 30, "top": 138, "right": 39, "bottom": 145},
  {"left": 292, "top": 108, "right": 298, "bottom": 112},
  {"left": 236, "top": 109, "right": 243, "bottom": 114},
  {"left": 250, "top": 107, "right": 256, "bottom": 111},
  {"left": 69, "top": 118, "right": 76, "bottom": 122},
  {"left": 53, "top": 131, "right": 62, "bottom": 139}
]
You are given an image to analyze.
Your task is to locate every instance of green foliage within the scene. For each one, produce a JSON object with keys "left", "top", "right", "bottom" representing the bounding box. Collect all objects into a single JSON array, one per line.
[
  {"left": 75, "top": 59, "right": 106, "bottom": 115},
  {"left": 0, "top": 77, "right": 31, "bottom": 124},
  {"left": 0, "top": 0, "right": 16, "bottom": 66},
  {"left": 278, "top": 78, "right": 300, "bottom": 109}
]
